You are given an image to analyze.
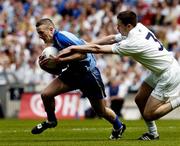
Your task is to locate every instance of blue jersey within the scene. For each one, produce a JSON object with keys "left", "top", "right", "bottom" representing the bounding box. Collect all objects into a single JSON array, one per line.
[{"left": 53, "top": 30, "right": 96, "bottom": 70}]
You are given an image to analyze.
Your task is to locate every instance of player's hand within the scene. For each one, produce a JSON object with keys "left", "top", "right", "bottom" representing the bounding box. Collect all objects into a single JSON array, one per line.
[
  {"left": 38, "top": 55, "right": 62, "bottom": 75},
  {"left": 38, "top": 55, "right": 49, "bottom": 68},
  {"left": 39, "top": 55, "right": 58, "bottom": 68},
  {"left": 48, "top": 55, "right": 60, "bottom": 65}
]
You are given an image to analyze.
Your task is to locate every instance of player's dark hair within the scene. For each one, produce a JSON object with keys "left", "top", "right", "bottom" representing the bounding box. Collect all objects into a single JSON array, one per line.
[
  {"left": 117, "top": 11, "right": 137, "bottom": 27},
  {"left": 36, "top": 18, "right": 55, "bottom": 28}
]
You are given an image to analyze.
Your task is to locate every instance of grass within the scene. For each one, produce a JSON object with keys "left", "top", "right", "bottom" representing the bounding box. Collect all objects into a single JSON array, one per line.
[{"left": 0, "top": 119, "right": 180, "bottom": 146}]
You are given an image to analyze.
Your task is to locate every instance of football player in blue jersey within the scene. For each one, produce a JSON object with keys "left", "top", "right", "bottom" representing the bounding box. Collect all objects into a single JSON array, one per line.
[{"left": 31, "top": 18, "right": 126, "bottom": 140}]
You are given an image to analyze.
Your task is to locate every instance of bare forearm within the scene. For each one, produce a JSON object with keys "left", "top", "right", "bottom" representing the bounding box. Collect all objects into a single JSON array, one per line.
[
  {"left": 58, "top": 52, "right": 86, "bottom": 62},
  {"left": 71, "top": 44, "right": 113, "bottom": 54},
  {"left": 91, "top": 35, "right": 116, "bottom": 45},
  {"left": 58, "top": 44, "right": 114, "bottom": 61}
]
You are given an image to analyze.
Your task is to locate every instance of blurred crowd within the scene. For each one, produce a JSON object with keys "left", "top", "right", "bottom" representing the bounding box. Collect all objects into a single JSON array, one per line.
[{"left": 0, "top": 0, "right": 180, "bottom": 99}]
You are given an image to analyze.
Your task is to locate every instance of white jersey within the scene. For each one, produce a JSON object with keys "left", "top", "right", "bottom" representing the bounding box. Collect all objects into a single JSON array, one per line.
[{"left": 112, "top": 23, "right": 174, "bottom": 75}]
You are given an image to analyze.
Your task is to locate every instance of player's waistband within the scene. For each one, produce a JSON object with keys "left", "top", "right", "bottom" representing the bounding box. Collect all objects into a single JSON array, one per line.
[
  {"left": 67, "top": 62, "right": 95, "bottom": 73},
  {"left": 161, "top": 58, "right": 178, "bottom": 74}
]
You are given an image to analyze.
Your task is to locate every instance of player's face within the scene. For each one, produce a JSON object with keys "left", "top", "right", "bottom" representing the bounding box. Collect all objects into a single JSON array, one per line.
[
  {"left": 36, "top": 25, "right": 54, "bottom": 44},
  {"left": 117, "top": 20, "right": 129, "bottom": 36}
]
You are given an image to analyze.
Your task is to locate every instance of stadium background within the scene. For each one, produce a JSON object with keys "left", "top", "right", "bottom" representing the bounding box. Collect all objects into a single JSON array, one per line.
[{"left": 0, "top": 0, "right": 180, "bottom": 120}]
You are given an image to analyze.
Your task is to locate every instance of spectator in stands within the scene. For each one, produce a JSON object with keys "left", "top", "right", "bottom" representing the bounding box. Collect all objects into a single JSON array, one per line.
[{"left": 106, "top": 76, "right": 127, "bottom": 118}]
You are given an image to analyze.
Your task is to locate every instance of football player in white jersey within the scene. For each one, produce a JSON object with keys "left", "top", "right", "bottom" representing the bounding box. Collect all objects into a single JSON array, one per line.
[{"left": 57, "top": 11, "right": 180, "bottom": 140}]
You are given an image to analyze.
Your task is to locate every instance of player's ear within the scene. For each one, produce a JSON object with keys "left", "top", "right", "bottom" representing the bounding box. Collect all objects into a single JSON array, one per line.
[
  {"left": 127, "top": 24, "right": 131, "bottom": 28},
  {"left": 49, "top": 26, "right": 54, "bottom": 32},
  {"left": 127, "top": 24, "right": 133, "bottom": 29}
]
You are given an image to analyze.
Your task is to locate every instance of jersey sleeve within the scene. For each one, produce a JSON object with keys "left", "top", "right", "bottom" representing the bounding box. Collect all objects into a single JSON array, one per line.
[
  {"left": 115, "top": 34, "right": 122, "bottom": 42},
  {"left": 54, "top": 31, "right": 85, "bottom": 49},
  {"left": 112, "top": 40, "right": 130, "bottom": 56},
  {"left": 115, "top": 33, "right": 127, "bottom": 42},
  {"left": 60, "top": 31, "right": 85, "bottom": 46},
  {"left": 112, "top": 38, "right": 140, "bottom": 56}
]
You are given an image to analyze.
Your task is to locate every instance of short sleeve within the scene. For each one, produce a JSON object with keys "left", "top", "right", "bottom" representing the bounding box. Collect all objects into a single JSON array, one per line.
[
  {"left": 111, "top": 41, "right": 129, "bottom": 56},
  {"left": 112, "top": 38, "right": 140, "bottom": 56},
  {"left": 115, "top": 34, "right": 122, "bottom": 42},
  {"left": 112, "top": 42, "right": 121, "bottom": 53}
]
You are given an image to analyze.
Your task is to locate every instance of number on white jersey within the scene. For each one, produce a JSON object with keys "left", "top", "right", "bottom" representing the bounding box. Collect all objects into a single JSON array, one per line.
[{"left": 145, "top": 32, "right": 164, "bottom": 51}]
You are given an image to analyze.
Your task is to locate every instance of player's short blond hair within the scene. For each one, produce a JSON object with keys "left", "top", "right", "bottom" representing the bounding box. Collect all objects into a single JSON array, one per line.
[{"left": 36, "top": 18, "right": 55, "bottom": 28}]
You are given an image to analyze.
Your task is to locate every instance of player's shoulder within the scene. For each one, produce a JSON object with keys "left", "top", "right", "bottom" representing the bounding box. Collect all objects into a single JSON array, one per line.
[
  {"left": 136, "top": 23, "right": 148, "bottom": 30},
  {"left": 54, "top": 30, "right": 73, "bottom": 39},
  {"left": 128, "top": 23, "right": 149, "bottom": 40},
  {"left": 60, "top": 31, "right": 81, "bottom": 40},
  {"left": 59, "top": 31, "right": 75, "bottom": 37},
  {"left": 120, "top": 23, "right": 147, "bottom": 47},
  {"left": 131, "top": 23, "right": 148, "bottom": 34}
]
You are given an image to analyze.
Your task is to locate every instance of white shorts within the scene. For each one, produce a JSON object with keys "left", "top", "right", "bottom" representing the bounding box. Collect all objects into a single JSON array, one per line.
[{"left": 145, "top": 59, "right": 180, "bottom": 101}]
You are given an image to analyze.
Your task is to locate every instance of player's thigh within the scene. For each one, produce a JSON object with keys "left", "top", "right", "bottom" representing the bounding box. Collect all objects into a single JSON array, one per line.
[
  {"left": 42, "top": 77, "right": 72, "bottom": 97},
  {"left": 135, "top": 81, "right": 153, "bottom": 103}
]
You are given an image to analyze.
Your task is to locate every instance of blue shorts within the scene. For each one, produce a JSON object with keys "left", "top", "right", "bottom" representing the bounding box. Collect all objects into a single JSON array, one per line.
[{"left": 59, "top": 67, "right": 106, "bottom": 99}]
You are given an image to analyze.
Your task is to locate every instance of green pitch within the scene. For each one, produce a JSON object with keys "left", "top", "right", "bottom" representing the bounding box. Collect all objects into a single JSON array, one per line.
[{"left": 0, "top": 119, "right": 180, "bottom": 146}]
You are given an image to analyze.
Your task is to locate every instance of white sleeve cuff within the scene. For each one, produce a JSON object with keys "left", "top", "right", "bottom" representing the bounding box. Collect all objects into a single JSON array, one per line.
[
  {"left": 115, "top": 34, "right": 122, "bottom": 42},
  {"left": 112, "top": 43, "right": 119, "bottom": 53}
]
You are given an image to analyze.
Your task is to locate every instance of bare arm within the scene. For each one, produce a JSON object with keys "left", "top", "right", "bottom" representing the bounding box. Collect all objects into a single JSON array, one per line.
[
  {"left": 58, "top": 44, "right": 115, "bottom": 60},
  {"left": 91, "top": 35, "right": 117, "bottom": 45},
  {"left": 57, "top": 52, "right": 86, "bottom": 63},
  {"left": 39, "top": 53, "right": 86, "bottom": 71},
  {"left": 72, "top": 44, "right": 114, "bottom": 54}
]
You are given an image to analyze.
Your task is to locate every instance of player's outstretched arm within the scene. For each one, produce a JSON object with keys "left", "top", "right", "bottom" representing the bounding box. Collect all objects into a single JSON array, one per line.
[
  {"left": 56, "top": 52, "right": 86, "bottom": 63},
  {"left": 91, "top": 34, "right": 124, "bottom": 45},
  {"left": 59, "top": 44, "right": 114, "bottom": 57},
  {"left": 91, "top": 35, "right": 117, "bottom": 45},
  {"left": 56, "top": 44, "right": 116, "bottom": 62}
]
